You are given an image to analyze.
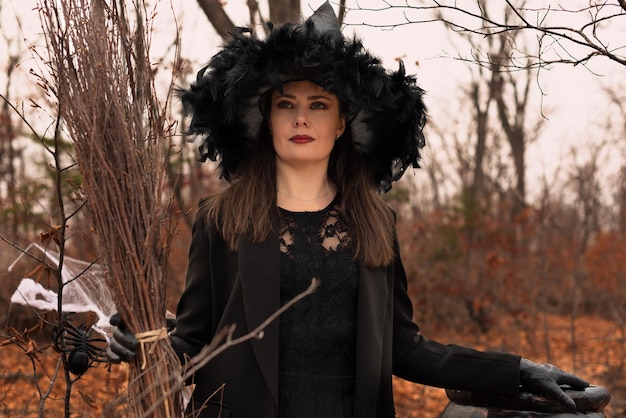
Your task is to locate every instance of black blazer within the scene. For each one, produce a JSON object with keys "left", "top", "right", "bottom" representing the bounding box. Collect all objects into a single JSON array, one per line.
[{"left": 170, "top": 206, "right": 521, "bottom": 418}]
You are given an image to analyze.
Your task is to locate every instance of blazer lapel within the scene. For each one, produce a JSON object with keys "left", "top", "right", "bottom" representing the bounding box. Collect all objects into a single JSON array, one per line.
[
  {"left": 238, "top": 236, "right": 281, "bottom": 405},
  {"left": 354, "top": 264, "right": 390, "bottom": 418}
]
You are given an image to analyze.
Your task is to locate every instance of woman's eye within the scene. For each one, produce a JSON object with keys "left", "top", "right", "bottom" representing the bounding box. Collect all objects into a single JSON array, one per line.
[
  {"left": 276, "top": 100, "right": 293, "bottom": 109},
  {"left": 311, "top": 102, "right": 327, "bottom": 109}
]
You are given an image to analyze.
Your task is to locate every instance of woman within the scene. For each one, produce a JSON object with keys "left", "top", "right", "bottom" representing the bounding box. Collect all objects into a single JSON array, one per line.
[{"left": 108, "top": 2, "right": 589, "bottom": 417}]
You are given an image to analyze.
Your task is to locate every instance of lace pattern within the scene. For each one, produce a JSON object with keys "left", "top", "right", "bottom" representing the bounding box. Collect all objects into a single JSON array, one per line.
[{"left": 278, "top": 196, "right": 358, "bottom": 382}]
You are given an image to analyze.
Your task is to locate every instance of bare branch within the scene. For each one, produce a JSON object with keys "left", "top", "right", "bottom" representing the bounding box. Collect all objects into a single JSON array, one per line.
[
  {"left": 183, "top": 277, "right": 320, "bottom": 378},
  {"left": 344, "top": 1, "right": 626, "bottom": 68}
]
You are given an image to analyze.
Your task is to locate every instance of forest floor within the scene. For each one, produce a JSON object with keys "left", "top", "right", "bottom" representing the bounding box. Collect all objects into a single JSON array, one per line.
[{"left": 1, "top": 314, "right": 625, "bottom": 417}]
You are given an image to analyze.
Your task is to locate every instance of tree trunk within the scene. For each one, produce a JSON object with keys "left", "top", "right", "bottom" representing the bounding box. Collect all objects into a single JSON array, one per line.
[
  {"left": 196, "top": 0, "right": 236, "bottom": 39},
  {"left": 269, "top": 0, "right": 300, "bottom": 24},
  {"left": 196, "top": 0, "right": 301, "bottom": 40}
]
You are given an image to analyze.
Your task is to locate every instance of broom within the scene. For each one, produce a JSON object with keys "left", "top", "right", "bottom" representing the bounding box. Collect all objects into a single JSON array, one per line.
[{"left": 38, "top": 0, "right": 183, "bottom": 415}]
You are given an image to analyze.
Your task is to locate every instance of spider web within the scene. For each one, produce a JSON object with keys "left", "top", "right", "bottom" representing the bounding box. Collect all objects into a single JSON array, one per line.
[
  {"left": 7, "top": 244, "right": 196, "bottom": 408},
  {"left": 8, "top": 243, "right": 116, "bottom": 337}
]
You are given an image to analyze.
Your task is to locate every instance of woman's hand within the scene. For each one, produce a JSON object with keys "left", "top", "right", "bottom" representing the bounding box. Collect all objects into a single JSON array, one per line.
[
  {"left": 519, "top": 358, "right": 589, "bottom": 409},
  {"left": 106, "top": 313, "right": 138, "bottom": 364}
]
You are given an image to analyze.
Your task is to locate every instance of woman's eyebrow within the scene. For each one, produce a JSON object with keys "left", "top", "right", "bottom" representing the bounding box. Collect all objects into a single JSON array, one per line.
[
  {"left": 274, "top": 93, "right": 331, "bottom": 100},
  {"left": 308, "top": 95, "right": 331, "bottom": 101}
]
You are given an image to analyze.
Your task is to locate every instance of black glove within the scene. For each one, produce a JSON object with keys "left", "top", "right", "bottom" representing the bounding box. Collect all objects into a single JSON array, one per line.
[
  {"left": 519, "top": 358, "right": 589, "bottom": 409},
  {"left": 166, "top": 317, "right": 177, "bottom": 332},
  {"left": 106, "top": 313, "right": 138, "bottom": 364}
]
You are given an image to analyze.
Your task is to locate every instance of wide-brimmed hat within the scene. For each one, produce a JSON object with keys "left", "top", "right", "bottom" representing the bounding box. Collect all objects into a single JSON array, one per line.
[{"left": 181, "top": 1, "right": 426, "bottom": 192}]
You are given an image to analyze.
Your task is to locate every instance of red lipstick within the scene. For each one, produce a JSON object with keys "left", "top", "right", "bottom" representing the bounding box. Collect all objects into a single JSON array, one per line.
[{"left": 290, "top": 135, "right": 314, "bottom": 143}]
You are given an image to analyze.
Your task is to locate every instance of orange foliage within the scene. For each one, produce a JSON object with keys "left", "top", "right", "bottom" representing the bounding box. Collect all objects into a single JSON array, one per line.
[
  {"left": 585, "top": 231, "right": 626, "bottom": 294},
  {"left": 1, "top": 314, "right": 624, "bottom": 417}
]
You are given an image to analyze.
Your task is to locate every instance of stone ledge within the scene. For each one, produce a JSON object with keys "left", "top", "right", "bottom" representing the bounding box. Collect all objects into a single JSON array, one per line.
[{"left": 439, "top": 386, "right": 611, "bottom": 417}]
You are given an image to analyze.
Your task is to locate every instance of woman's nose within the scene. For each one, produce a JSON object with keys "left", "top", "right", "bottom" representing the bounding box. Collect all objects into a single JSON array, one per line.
[{"left": 294, "top": 109, "right": 309, "bottom": 127}]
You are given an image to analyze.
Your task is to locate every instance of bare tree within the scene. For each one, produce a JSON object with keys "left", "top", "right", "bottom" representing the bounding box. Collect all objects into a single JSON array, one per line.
[
  {"left": 0, "top": 19, "right": 25, "bottom": 239},
  {"left": 489, "top": 32, "right": 538, "bottom": 214},
  {"left": 437, "top": 2, "right": 544, "bottom": 211},
  {"left": 195, "top": 0, "right": 299, "bottom": 40},
  {"left": 196, "top": 0, "right": 236, "bottom": 38},
  {"left": 0, "top": 61, "right": 96, "bottom": 418},
  {"left": 195, "top": 0, "right": 350, "bottom": 41},
  {"left": 398, "top": 2, "right": 549, "bottom": 335},
  {"left": 0, "top": 58, "right": 19, "bottom": 238},
  {"left": 601, "top": 82, "right": 626, "bottom": 233},
  {"left": 344, "top": 0, "right": 625, "bottom": 69}
]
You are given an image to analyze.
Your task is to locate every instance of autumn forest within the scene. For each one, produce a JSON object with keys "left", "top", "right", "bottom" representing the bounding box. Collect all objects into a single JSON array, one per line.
[{"left": 1, "top": 0, "right": 625, "bottom": 417}]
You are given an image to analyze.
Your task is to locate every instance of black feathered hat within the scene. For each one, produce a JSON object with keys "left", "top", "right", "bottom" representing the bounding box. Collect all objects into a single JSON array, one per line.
[{"left": 181, "top": 1, "right": 426, "bottom": 192}]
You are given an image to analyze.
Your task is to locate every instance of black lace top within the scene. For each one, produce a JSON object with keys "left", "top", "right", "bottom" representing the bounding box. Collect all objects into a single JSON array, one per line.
[{"left": 277, "top": 196, "right": 358, "bottom": 417}]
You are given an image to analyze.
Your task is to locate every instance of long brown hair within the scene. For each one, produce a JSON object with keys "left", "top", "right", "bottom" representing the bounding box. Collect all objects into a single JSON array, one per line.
[{"left": 204, "top": 122, "right": 396, "bottom": 268}]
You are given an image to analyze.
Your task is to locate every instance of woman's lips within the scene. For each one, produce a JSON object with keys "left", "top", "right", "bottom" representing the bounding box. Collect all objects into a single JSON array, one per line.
[{"left": 289, "top": 135, "right": 314, "bottom": 143}]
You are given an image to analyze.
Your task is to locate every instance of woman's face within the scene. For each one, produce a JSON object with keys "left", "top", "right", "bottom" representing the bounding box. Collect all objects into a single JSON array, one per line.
[{"left": 269, "top": 80, "right": 346, "bottom": 170}]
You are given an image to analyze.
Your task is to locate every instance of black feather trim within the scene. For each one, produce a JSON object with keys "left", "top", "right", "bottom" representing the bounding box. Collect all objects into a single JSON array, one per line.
[{"left": 180, "top": 1, "right": 427, "bottom": 191}]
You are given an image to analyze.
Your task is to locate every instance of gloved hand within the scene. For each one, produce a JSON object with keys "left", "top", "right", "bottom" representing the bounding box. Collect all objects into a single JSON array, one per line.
[
  {"left": 106, "top": 313, "right": 138, "bottom": 364},
  {"left": 520, "top": 358, "right": 589, "bottom": 409}
]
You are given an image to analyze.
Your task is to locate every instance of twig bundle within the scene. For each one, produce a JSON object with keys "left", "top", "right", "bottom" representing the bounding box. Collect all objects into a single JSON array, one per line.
[{"left": 38, "top": 0, "right": 182, "bottom": 416}]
